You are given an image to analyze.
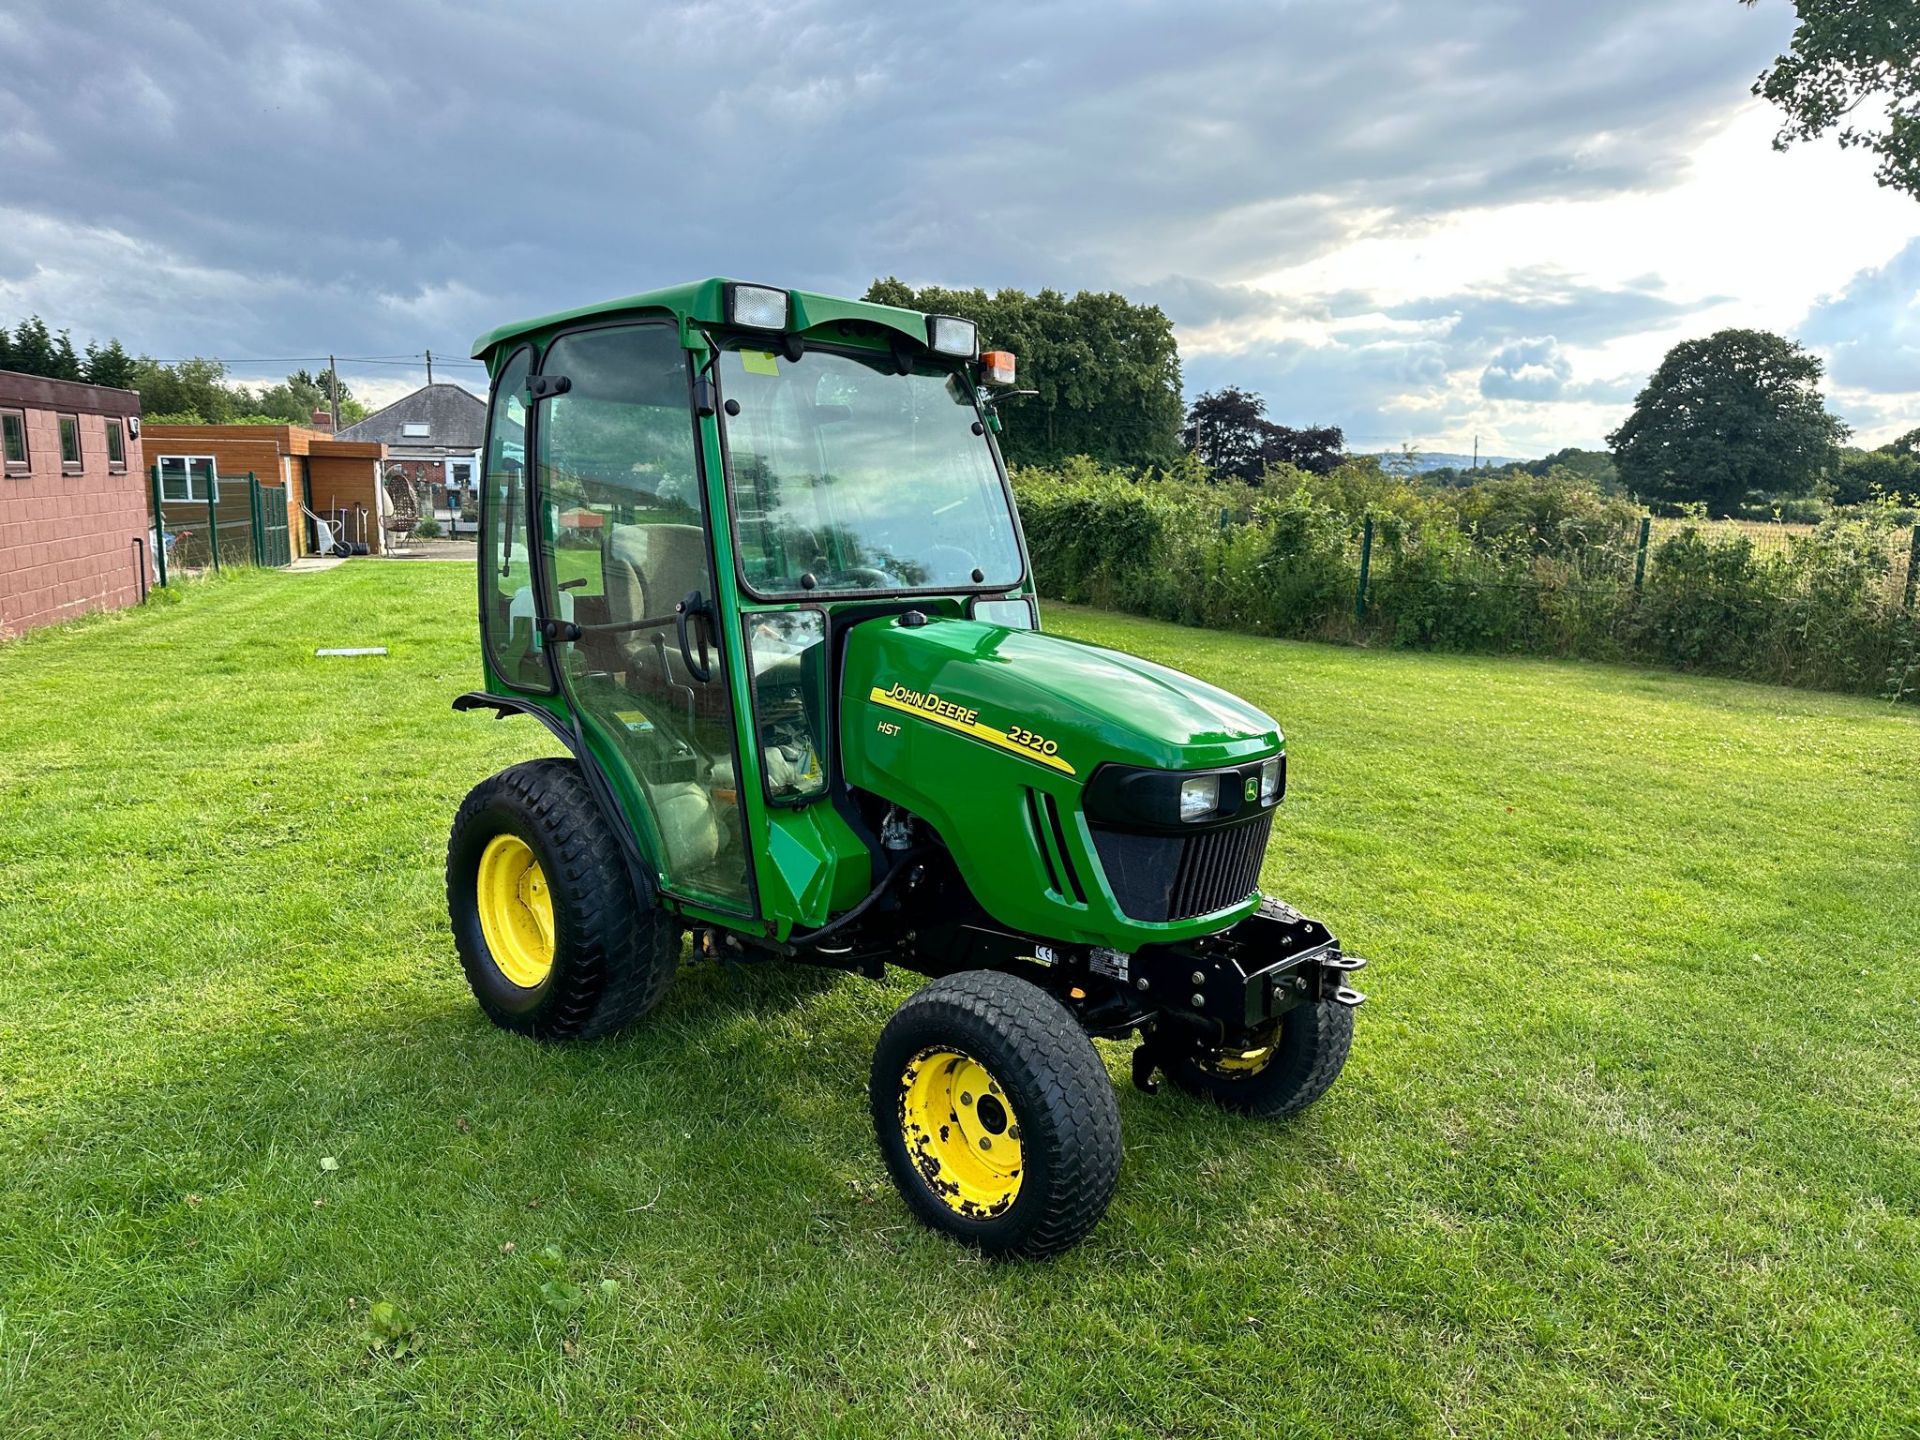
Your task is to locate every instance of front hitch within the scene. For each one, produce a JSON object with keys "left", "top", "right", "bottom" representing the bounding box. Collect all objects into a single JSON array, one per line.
[{"left": 1128, "top": 893, "right": 1368, "bottom": 1077}]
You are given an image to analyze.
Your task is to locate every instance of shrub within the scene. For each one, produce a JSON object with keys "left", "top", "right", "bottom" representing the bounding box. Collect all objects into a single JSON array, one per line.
[{"left": 1011, "top": 457, "right": 1916, "bottom": 702}]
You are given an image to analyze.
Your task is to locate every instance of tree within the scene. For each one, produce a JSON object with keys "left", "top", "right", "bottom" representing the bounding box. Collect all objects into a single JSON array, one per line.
[
  {"left": 1607, "top": 329, "right": 1849, "bottom": 515},
  {"left": 1744, "top": 0, "right": 1919, "bottom": 200},
  {"left": 864, "top": 279, "right": 1184, "bottom": 467},
  {"left": 83, "top": 338, "right": 139, "bottom": 390},
  {"left": 132, "top": 357, "right": 246, "bottom": 425},
  {"left": 1884, "top": 425, "right": 1920, "bottom": 457},
  {"left": 1181, "top": 387, "right": 1346, "bottom": 480},
  {"left": 1183, "top": 386, "right": 1270, "bottom": 478},
  {"left": 1262, "top": 423, "right": 1346, "bottom": 476},
  {"left": 8, "top": 316, "right": 58, "bottom": 377},
  {"left": 48, "top": 329, "right": 82, "bottom": 381},
  {"left": 1833, "top": 447, "right": 1919, "bottom": 504}
]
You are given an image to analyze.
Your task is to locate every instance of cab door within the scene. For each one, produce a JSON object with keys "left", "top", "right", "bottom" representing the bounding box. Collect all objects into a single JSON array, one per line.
[{"left": 531, "top": 322, "right": 753, "bottom": 914}]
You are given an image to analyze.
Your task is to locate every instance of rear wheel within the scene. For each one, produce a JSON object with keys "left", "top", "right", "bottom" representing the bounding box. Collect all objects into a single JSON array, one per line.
[
  {"left": 871, "top": 971, "right": 1122, "bottom": 1258},
  {"left": 1166, "top": 999, "right": 1353, "bottom": 1118},
  {"left": 446, "top": 758, "right": 677, "bottom": 1040}
]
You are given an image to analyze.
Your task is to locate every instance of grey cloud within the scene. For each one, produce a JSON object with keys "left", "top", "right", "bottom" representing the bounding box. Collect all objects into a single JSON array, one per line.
[
  {"left": 1799, "top": 239, "right": 1920, "bottom": 396},
  {"left": 0, "top": 0, "right": 1791, "bottom": 373},
  {"left": 1185, "top": 335, "right": 1459, "bottom": 445},
  {"left": 1388, "top": 268, "right": 1720, "bottom": 349},
  {"left": 1479, "top": 337, "right": 1572, "bottom": 400}
]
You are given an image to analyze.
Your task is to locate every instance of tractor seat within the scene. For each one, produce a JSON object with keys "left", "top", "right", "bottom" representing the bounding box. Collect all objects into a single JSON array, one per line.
[{"left": 606, "top": 522, "right": 712, "bottom": 690}]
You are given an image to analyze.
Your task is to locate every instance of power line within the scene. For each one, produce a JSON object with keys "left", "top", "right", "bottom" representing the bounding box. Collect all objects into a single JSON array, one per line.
[{"left": 143, "top": 351, "right": 485, "bottom": 369}]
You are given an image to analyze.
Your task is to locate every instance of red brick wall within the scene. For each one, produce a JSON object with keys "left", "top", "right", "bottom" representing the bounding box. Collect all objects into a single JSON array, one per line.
[{"left": 0, "top": 395, "right": 148, "bottom": 638}]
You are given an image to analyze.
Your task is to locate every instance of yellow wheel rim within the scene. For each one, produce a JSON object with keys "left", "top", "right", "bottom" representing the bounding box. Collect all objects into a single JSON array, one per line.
[
  {"left": 1208, "top": 1043, "right": 1275, "bottom": 1076},
  {"left": 475, "top": 834, "right": 555, "bottom": 988},
  {"left": 899, "top": 1048, "right": 1024, "bottom": 1219}
]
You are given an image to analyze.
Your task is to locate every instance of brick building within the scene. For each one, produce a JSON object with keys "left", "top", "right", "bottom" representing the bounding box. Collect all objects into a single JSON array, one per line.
[{"left": 0, "top": 369, "right": 147, "bottom": 637}]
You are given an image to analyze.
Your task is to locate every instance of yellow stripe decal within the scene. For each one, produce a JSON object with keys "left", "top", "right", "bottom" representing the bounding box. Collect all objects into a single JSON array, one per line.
[{"left": 868, "top": 687, "right": 1076, "bottom": 776}]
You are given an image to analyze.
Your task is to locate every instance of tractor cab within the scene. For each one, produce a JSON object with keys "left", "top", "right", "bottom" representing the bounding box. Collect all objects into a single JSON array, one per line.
[
  {"left": 464, "top": 282, "right": 1034, "bottom": 924},
  {"left": 449, "top": 280, "right": 1362, "bottom": 1257}
]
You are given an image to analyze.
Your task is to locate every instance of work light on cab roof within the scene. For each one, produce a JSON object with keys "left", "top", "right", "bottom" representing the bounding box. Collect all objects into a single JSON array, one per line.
[{"left": 446, "top": 276, "right": 1365, "bottom": 1259}]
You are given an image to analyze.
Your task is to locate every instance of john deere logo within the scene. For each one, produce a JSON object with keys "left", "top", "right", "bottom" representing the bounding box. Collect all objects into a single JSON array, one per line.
[{"left": 1244, "top": 777, "right": 1259, "bottom": 802}]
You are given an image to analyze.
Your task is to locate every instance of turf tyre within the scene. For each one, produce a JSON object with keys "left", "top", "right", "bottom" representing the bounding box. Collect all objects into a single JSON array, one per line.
[
  {"left": 871, "top": 970, "right": 1122, "bottom": 1258},
  {"left": 446, "top": 758, "right": 676, "bottom": 1041},
  {"left": 1167, "top": 998, "right": 1353, "bottom": 1118}
]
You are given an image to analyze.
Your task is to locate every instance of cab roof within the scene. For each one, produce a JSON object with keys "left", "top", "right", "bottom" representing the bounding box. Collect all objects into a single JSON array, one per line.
[{"left": 469, "top": 278, "right": 936, "bottom": 365}]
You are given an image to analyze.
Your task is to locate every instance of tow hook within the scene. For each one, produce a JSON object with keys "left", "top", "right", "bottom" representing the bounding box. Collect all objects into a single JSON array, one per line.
[{"left": 1322, "top": 952, "right": 1368, "bottom": 1007}]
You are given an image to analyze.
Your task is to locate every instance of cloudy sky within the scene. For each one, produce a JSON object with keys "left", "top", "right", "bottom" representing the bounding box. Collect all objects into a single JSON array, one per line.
[{"left": 1, "top": 0, "right": 1914, "bottom": 455}]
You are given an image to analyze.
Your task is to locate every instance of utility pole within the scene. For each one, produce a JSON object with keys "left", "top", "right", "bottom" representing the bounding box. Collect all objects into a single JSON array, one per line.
[
  {"left": 327, "top": 354, "right": 340, "bottom": 432},
  {"left": 1473, "top": 434, "right": 1479, "bottom": 471},
  {"left": 426, "top": 350, "right": 434, "bottom": 385}
]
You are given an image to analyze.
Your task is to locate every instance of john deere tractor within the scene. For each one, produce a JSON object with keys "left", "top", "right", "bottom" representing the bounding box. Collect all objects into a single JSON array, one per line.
[{"left": 448, "top": 280, "right": 1365, "bottom": 1256}]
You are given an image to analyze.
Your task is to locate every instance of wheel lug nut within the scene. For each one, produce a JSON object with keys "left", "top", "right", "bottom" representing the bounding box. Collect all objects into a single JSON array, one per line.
[
  {"left": 1190, "top": 970, "right": 1205, "bottom": 986},
  {"left": 978, "top": 1137, "right": 992, "bottom": 1150},
  {"left": 959, "top": 1092, "right": 972, "bottom": 1106}
]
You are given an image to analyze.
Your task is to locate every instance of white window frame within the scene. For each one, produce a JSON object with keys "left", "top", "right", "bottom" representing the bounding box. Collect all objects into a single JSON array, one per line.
[
  {"left": 1, "top": 408, "right": 27, "bottom": 476},
  {"left": 157, "top": 454, "right": 219, "bottom": 504}
]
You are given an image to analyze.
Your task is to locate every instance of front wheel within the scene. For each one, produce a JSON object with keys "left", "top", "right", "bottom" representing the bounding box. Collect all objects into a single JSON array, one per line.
[
  {"left": 871, "top": 971, "right": 1122, "bottom": 1258},
  {"left": 446, "top": 758, "right": 677, "bottom": 1041},
  {"left": 1166, "top": 999, "right": 1354, "bottom": 1118}
]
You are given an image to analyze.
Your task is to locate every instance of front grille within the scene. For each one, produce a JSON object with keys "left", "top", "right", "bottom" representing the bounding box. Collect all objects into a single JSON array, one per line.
[{"left": 1089, "top": 812, "right": 1273, "bottom": 923}]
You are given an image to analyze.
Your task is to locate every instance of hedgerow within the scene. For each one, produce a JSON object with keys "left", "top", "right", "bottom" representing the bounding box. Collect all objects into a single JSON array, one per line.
[{"left": 1012, "top": 459, "right": 1917, "bottom": 701}]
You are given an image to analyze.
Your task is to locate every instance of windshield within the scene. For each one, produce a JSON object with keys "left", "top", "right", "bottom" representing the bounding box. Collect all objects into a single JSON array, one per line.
[{"left": 717, "top": 343, "right": 1023, "bottom": 595}]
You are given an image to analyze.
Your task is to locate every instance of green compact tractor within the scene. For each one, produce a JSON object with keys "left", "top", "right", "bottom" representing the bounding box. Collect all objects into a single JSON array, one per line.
[{"left": 447, "top": 280, "right": 1365, "bottom": 1256}]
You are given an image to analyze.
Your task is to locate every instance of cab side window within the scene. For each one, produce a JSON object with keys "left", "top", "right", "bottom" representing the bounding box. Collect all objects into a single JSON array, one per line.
[{"left": 481, "top": 347, "right": 546, "bottom": 690}]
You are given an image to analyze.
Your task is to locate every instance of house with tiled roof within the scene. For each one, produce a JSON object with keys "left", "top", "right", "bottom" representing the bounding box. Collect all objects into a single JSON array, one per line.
[{"left": 337, "top": 383, "right": 486, "bottom": 517}]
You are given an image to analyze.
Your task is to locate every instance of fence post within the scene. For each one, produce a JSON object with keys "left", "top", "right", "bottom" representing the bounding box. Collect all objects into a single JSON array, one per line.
[
  {"left": 206, "top": 472, "right": 221, "bottom": 574},
  {"left": 248, "top": 473, "right": 262, "bottom": 566},
  {"left": 149, "top": 463, "right": 168, "bottom": 589},
  {"left": 1905, "top": 524, "right": 1920, "bottom": 611},
  {"left": 1633, "top": 516, "right": 1651, "bottom": 593},
  {"left": 1355, "top": 513, "right": 1374, "bottom": 622}
]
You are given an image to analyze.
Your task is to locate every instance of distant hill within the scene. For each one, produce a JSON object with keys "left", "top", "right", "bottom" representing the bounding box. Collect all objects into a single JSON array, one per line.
[{"left": 1367, "top": 450, "right": 1524, "bottom": 473}]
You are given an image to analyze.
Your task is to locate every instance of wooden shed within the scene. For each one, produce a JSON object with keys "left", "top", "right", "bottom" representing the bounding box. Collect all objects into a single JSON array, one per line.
[{"left": 142, "top": 423, "right": 388, "bottom": 557}]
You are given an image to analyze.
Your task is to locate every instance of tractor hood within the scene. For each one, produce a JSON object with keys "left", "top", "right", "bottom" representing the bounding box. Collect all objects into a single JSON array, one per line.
[{"left": 840, "top": 614, "right": 1282, "bottom": 780}]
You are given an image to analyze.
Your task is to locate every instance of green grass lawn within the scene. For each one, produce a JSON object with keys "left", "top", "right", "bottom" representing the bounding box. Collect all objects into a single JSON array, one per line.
[{"left": 2, "top": 566, "right": 1917, "bottom": 1439}]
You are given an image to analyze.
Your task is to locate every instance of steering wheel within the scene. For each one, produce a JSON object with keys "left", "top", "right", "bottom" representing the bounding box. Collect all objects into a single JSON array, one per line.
[
  {"left": 816, "top": 566, "right": 891, "bottom": 590},
  {"left": 922, "top": 545, "right": 981, "bottom": 585}
]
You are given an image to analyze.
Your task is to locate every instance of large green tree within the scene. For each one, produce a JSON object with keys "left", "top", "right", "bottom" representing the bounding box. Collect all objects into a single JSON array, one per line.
[
  {"left": 1744, "top": 0, "right": 1919, "bottom": 199},
  {"left": 863, "top": 279, "right": 1184, "bottom": 467},
  {"left": 1608, "top": 329, "right": 1849, "bottom": 515},
  {"left": 83, "top": 338, "right": 139, "bottom": 390}
]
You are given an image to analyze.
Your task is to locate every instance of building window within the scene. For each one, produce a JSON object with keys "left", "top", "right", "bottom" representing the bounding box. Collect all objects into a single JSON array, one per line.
[
  {"left": 59, "top": 414, "right": 82, "bottom": 472},
  {"left": 105, "top": 418, "right": 127, "bottom": 472},
  {"left": 1, "top": 409, "right": 26, "bottom": 475},
  {"left": 157, "top": 455, "right": 218, "bottom": 503},
  {"left": 402, "top": 422, "right": 430, "bottom": 438}
]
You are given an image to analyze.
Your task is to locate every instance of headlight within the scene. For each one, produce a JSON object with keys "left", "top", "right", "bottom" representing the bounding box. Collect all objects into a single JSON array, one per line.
[
  {"left": 1178, "top": 775, "right": 1218, "bottom": 823},
  {"left": 726, "top": 283, "right": 789, "bottom": 330},
  {"left": 927, "top": 315, "right": 977, "bottom": 358},
  {"left": 1259, "top": 757, "right": 1281, "bottom": 804}
]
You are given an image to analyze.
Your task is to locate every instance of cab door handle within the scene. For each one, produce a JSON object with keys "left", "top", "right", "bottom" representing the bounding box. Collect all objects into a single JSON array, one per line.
[{"left": 675, "top": 590, "right": 714, "bottom": 683}]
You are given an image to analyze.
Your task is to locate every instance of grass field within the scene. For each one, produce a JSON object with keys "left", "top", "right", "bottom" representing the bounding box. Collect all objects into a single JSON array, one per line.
[{"left": 2, "top": 565, "right": 1917, "bottom": 1439}]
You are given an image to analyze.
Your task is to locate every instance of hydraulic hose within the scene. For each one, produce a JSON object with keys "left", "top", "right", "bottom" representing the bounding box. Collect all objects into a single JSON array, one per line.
[{"left": 786, "top": 845, "right": 935, "bottom": 949}]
